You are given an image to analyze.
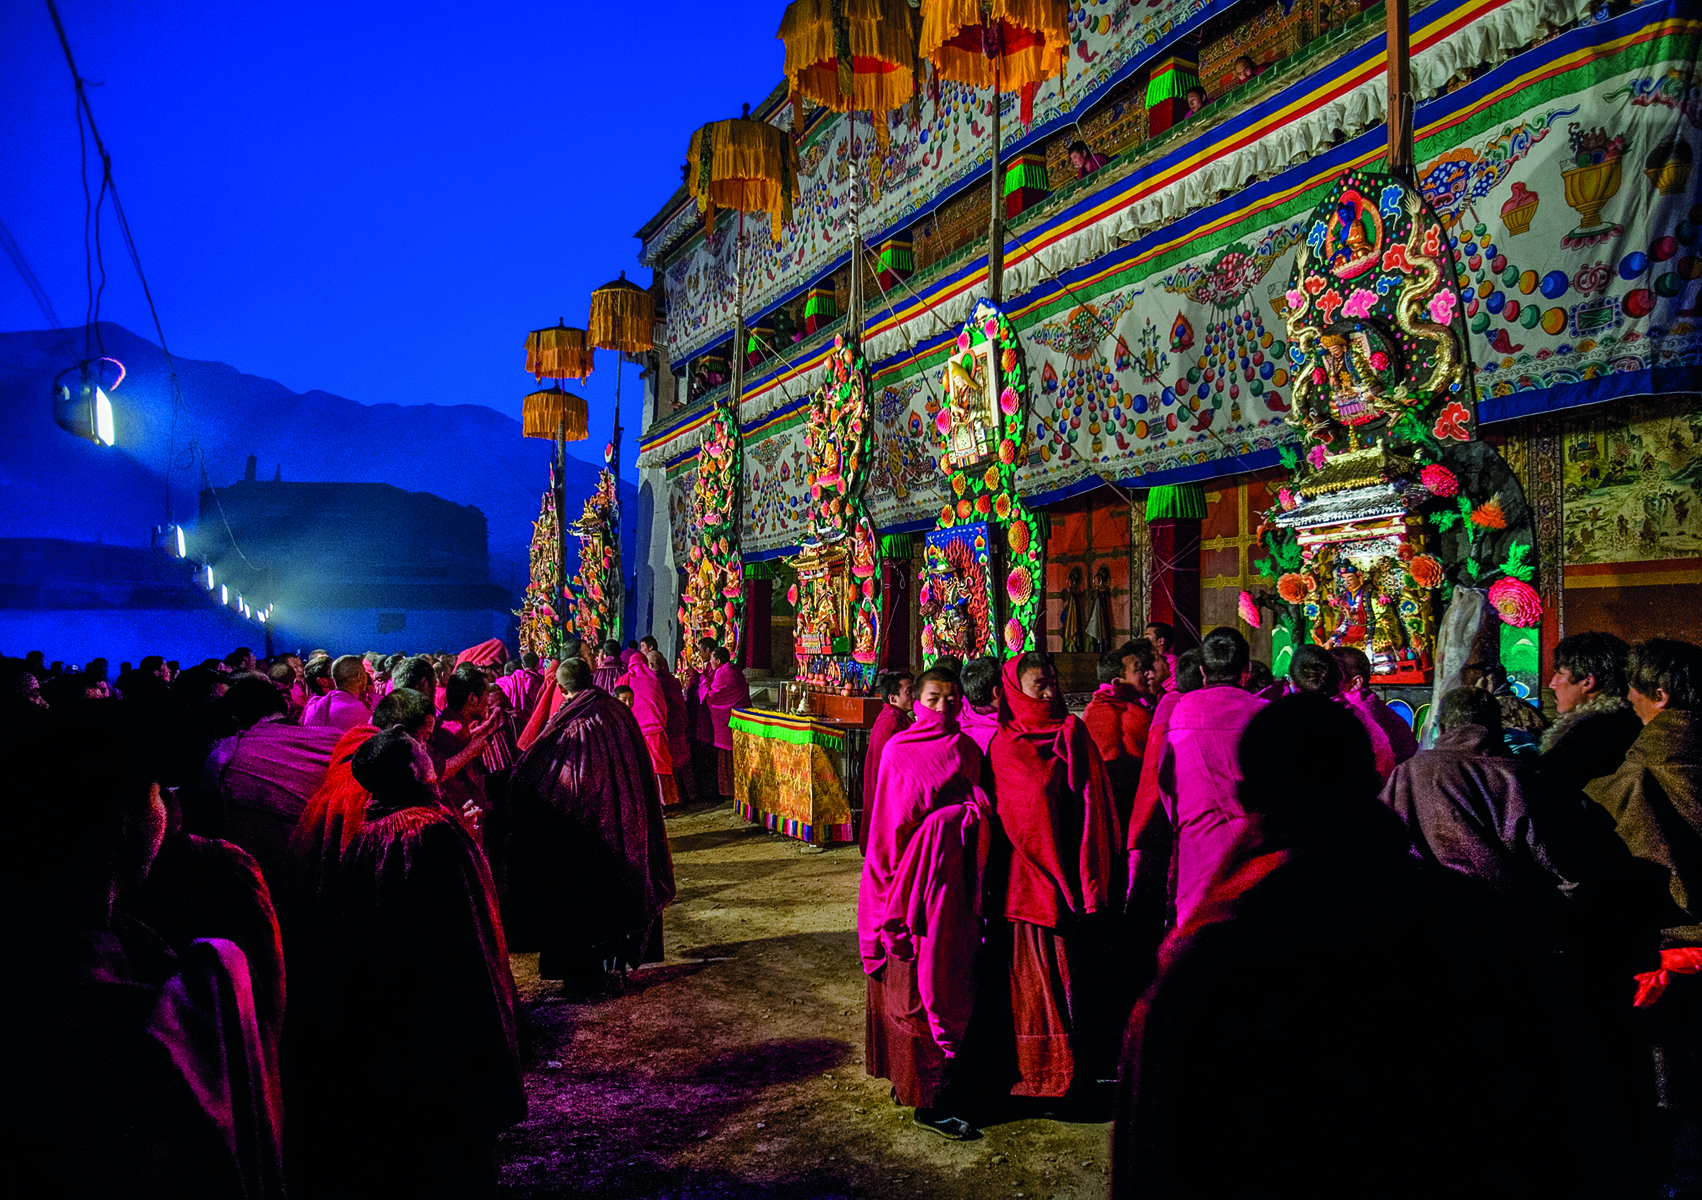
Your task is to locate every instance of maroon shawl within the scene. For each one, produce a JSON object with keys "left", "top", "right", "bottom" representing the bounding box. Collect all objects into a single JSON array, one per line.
[
  {"left": 502, "top": 687, "right": 677, "bottom": 958},
  {"left": 290, "top": 803, "right": 524, "bottom": 1192}
]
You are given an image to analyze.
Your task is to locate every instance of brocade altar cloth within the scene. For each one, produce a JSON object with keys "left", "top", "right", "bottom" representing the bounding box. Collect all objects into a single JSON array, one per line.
[{"left": 730, "top": 708, "right": 855, "bottom": 845}]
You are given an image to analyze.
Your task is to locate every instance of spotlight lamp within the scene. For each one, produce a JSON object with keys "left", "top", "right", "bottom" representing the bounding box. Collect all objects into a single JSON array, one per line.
[
  {"left": 175, "top": 525, "right": 187, "bottom": 557},
  {"left": 51, "top": 358, "right": 123, "bottom": 447}
]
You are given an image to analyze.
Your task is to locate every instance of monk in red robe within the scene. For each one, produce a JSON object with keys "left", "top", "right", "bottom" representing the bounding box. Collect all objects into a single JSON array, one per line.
[
  {"left": 120, "top": 782, "right": 288, "bottom": 1114},
  {"left": 987, "top": 651, "right": 1117, "bottom": 1097},
  {"left": 290, "top": 728, "right": 524, "bottom": 1196},
  {"left": 430, "top": 664, "right": 503, "bottom": 833},
  {"left": 860, "top": 670, "right": 915, "bottom": 853},
  {"left": 1082, "top": 639, "right": 1157, "bottom": 828},
  {"left": 959, "top": 656, "right": 1003, "bottom": 754},
  {"left": 860, "top": 667, "right": 989, "bottom": 1140},
  {"left": 1114, "top": 695, "right": 1489, "bottom": 1197},
  {"left": 647, "top": 642, "right": 696, "bottom": 805},
  {"left": 503, "top": 658, "right": 676, "bottom": 995},
  {"left": 208, "top": 676, "right": 343, "bottom": 885}
]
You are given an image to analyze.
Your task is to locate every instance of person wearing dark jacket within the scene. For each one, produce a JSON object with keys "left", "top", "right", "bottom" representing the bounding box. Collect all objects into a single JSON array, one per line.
[
  {"left": 1537, "top": 631, "right": 1644, "bottom": 790},
  {"left": 1586, "top": 638, "right": 1702, "bottom": 1199},
  {"left": 1381, "top": 686, "right": 1569, "bottom": 917}
]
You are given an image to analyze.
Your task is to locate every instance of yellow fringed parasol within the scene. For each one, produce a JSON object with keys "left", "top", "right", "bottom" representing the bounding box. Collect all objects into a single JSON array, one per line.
[
  {"left": 521, "top": 386, "right": 589, "bottom": 441},
  {"left": 920, "top": 0, "right": 1067, "bottom": 116},
  {"left": 524, "top": 322, "right": 594, "bottom": 382},
  {"left": 919, "top": 0, "right": 1068, "bottom": 301},
  {"left": 778, "top": 0, "right": 918, "bottom": 150},
  {"left": 686, "top": 107, "right": 801, "bottom": 242},
  {"left": 589, "top": 271, "right": 656, "bottom": 354}
]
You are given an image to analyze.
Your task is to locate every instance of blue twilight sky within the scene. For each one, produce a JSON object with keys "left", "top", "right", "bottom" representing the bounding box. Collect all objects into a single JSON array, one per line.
[{"left": 0, "top": 0, "right": 788, "bottom": 482}]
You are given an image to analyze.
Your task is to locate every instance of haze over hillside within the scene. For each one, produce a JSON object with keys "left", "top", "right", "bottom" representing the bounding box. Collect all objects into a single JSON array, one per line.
[{"left": 0, "top": 323, "right": 635, "bottom": 597}]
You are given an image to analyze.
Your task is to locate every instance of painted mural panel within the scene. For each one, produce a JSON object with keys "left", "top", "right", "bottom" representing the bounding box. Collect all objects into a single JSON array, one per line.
[
  {"left": 1016, "top": 216, "right": 1304, "bottom": 498},
  {"left": 666, "top": 466, "right": 695, "bottom": 572},
  {"left": 864, "top": 376, "right": 951, "bottom": 531},
  {"left": 1416, "top": 49, "right": 1702, "bottom": 405},
  {"left": 1562, "top": 395, "right": 1702, "bottom": 565},
  {"left": 742, "top": 420, "right": 812, "bottom": 557}
]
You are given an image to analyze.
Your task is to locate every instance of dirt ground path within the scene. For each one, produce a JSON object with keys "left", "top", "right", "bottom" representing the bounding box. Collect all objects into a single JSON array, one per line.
[{"left": 497, "top": 801, "right": 1113, "bottom": 1199}]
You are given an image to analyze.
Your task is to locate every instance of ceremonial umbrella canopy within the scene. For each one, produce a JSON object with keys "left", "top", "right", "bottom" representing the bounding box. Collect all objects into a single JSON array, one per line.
[
  {"left": 778, "top": 0, "right": 918, "bottom": 151},
  {"left": 520, "top": 384, "right": 588, "bottom": 443},
  {"left": 919, "top": 0, "right": 1068, "bottom": 300},
  {"left": 589, "top": 271, "right": 656, "bottom": 355},
  {"left": 524, "top": 321, "right": 594, "bottom": 383},
  {"left": 686, "top": 105, "right": 801, "bottom": 242}
]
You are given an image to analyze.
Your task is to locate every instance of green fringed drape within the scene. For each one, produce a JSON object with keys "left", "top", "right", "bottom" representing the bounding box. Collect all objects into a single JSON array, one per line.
[
  {"left": 1145, "top": 482, "right": 1207, "bottom": 520},
  {"left": 1003, "top": 158, "right": 1050, "bottom": 196}
]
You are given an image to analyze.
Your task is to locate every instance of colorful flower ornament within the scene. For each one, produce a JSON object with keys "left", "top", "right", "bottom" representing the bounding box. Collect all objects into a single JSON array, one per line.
[
  {"left": 1420, "top": 464, "right": 1458, "bottom": 497},
  {"left": 1238, "top": 590, "right": 1261, "bottom": 628},
  {"left": 1488, "top": 577, "right": 1542, "bottom": 627},
  {"left": 1407, "top": 555, "right": 1444, "bottom": 588}
]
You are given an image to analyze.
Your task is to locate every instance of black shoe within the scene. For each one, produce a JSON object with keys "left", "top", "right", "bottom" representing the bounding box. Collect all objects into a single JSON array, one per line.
[{"left": 914, "top": 1111, "right": 980, "bottom": 1141}]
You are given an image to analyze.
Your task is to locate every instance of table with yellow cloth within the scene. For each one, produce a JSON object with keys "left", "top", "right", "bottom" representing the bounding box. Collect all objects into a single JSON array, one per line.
[{"left": 729, "top": 707, "right": 859, "bottom": 845}]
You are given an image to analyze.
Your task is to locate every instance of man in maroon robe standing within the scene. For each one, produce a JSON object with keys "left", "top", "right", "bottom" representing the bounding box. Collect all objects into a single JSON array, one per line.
[
  {"left": 987, "top": 651, "right": 1117, "bottom": 1097},
  {"left": 430, "top": 664, "right": 501, "bottom": 832},
  {"left": 680, "top": 636, "right": 719, "bottom": 803},
  {"left": 647, "top": 645, "right": 696, "bottom": 805},
  {"left": 860, "top": 670, "right": 915, "bottom": 853},
  {"left": 503, "top": 658, "right": 677, "bottom": 996},
  {"left": 1114, "top": 695, "right": 1481, "bottom": 1198},
  {"left": 14, "top": 703, "right": 285, "bottom": 1198},
  {"left": 290, "top": 728, "right": 524, "bottom": 1196}
]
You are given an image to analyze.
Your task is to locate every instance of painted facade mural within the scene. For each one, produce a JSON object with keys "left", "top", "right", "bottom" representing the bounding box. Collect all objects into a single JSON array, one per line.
[
  {"left": 1422, "top": 53, "right": 1702, "bottom": 407},
  {"left": 642, "top": 3, "right": 1697, "bottom": 665},
  {"left": 655, "top": 0, "right": 1248, "bottom": 363}
]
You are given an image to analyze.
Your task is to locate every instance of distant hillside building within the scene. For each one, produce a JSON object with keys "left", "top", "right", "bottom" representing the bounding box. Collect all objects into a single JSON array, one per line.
[{"left": 196, "top": 480, "right": 511, "bottom": 654}]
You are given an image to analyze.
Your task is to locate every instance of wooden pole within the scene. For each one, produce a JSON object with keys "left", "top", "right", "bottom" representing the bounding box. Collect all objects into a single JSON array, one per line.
[
  {"left": 1386, "top": 0, "right": 1413, "bottom": 179},
  {"left": 555, "top": 419, "right": 568, "bottom": 617},
  {"left": 988, "top": 59, "right": 1004, "bottom": 303}
]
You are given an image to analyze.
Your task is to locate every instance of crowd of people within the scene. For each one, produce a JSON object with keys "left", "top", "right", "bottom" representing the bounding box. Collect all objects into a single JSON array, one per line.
[
  {"left": 858, "top": 623, "right": 1701, "bottom": 1198},
  {"left": 7, "top": 620, "right": 1699, "bottom": 1197},
  {"left": 5, "top": 635, "right": 700, "bottom": 1197}
]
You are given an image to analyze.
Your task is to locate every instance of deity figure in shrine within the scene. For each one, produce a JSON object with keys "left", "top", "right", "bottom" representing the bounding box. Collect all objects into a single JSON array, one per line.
[
  {"left": 1060, "top": 566, "right": 1084, "bottom": 652},
  {"left": 1086, "top": 564, "right": 1113, "bottom": 652}
]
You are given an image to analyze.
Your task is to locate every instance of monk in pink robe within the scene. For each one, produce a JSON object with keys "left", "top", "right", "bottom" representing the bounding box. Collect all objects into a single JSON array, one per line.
[
  {"left": 860, "top": 668, "right": 988, "bottom": 1139},
  {"left": 650, "top": 651, "right": 696, "bottom": 805},
  {"left": 618, "top": 653, "right": 680, "bottom": 807},
  {"left": 704, "top": 647, "right": 751, "bottom": 800},
  {"left": 860, "top": 671, "right": 915, "bottom": 853},
  {"left": 210, "top": 712, "right": 342, "bottom": 886}
]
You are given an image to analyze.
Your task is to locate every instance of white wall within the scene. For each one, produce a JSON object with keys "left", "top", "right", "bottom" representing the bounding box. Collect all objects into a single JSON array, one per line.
[{"left": 637, "top": 360, "right": 681, "bottom": 656}]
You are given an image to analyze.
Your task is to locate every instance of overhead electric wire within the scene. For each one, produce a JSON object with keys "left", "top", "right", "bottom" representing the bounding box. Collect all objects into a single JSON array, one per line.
[{"left": 45, "top": 0, "right": 266, "bottom": 574}]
